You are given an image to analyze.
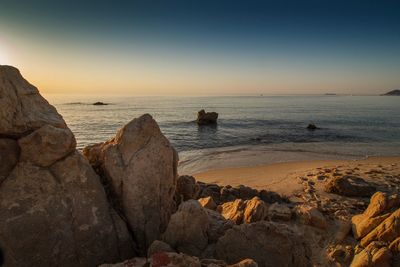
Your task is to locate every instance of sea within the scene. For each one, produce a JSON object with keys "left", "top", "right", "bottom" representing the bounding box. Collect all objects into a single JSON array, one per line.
[{"left": 45, "top": 94, "right": 400, "bottom": 173}]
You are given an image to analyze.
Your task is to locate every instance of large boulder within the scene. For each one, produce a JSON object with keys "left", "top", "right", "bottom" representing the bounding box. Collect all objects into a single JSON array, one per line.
[
  {"left": 162, "top": 200, "right": 210, "bottom": 256},
  {"left": 83, "top": 114, "right": 178, "bottom": 253},
  {"left": 215, "top": 221, "right": 311, "bottom": 267},
  {"left": 0, "top": 66, "right": 134, "bottom": 266},
  {"left": 324, "top": 175, "right": 375, "bottom": 197},
  {"left": 0, "top": 65, "right": 66, "bottom": 136},
  {"left": 197, "top": 109, "right": 218, "bottom": 125}
]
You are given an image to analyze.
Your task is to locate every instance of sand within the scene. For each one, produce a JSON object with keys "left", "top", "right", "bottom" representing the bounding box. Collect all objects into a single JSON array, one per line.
[{"left": 194, "top": 156, "right": 400, "bottom": 197}]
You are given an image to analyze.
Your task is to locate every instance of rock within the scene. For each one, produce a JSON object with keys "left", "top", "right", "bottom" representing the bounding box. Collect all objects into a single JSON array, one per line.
[
  {"left": 258, "top": 190, "right": 285, "bottom": 204},
  {"left": 352, "top": 213, "right": 390, "bottom": 240},
  {"left": 324, "top": 175, "right": 375, "bottom": 197},
  {"left": 150, "top": 252, "right": 201, "bottom": 267},
  {"left": 351, "top": 241, "right": 392, "bottom": 267},
  {"left": 228, "top": 259, "right": 258, "bottom": 267},
  {"left": 352, "top": 192, "right": 400, "bottom": 240},
  {"left": 326, "top": 245, "right": 353, "bottom": 266},
  {"left": 198, "top": 182, "right": 222, "bottom": 204},
  {"left": 200, "top": 258, "right": 227, "bottom": 266},
  {"left": 218, "top": 199, "right": 246, "bottom": 224},
  {"left": 199, "top": 196, "right": 218, "bottom": 210},
  {"left": 243, "top": 197, "right": 268, "bottom": 224},
  {"left": 162, "top": 200, "right": 210, "bottom": 256},
  {"left": 306, "top": 124, "right": 318, "bottom": 130},
  {"left": 295, "top": 205, "right": 327, "bottom": 229},
  {"left": 176, "top": 175, "right": 200, "bottom": 201},
  {"left": 206, "top": 209, "right": 234, "bottom": 243},
  {"left": 334, "top": 219, "right": 352, "bottom": 242},
  {"left": 148, "top": 240, "right": 175, "bottom": 258},
  {"left": 197, "top": 109, "right": 218, "bottom": 125},
  {"left": 360, "top": 208, "right": 400, "bottom": 247},
  {"left": 93, "top": 101, "right": 108, "bottom": 105},
  {"left": 0, "top": 66, "right": 134, "bottom": 266},
  {"left": 0, "top": 138, "right": 19, "bottom": 183},
  {"left": 99, "top": 258, "right": 147, "bottom": 267},
  {"left": 218, "top": 197, "right": 268, "bottom": 225},
  {"left": 83, "top": 114, "right": 178, "bottom": 252},
  {"left": 18, "top": 124, "right": 76, "bottom": 167},
  {"left": 268, "top": 203, "right": 292, "bottom": 221},
  {"left": 0, "top": 65, "right": 66, "bottom": 137},
  {"left": 215, "top": 221, "right": 311, "bottom": 267}
]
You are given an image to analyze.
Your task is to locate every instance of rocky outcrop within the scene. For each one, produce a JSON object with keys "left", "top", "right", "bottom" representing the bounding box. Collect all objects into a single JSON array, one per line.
[
  {"left": 0, "top": 65, "right": 66, "bottom": 137},
  {"left": 218, "top": 197, "right": 268, "bottom": 225},
  {"left": 215, "top": 221, "right": 311, "bottom": 267},
  {"left": 350, "top": 192, "right": 400, "bottom": 266},
  {"left": 197, "top": 109, "right": 218, "bottom": 125},
  {"left": 324, "top": 175, "right": 375, "bottom": 197},
  {"left": 83, "top": 114, "right": 178, "bottom": 253},
  {"left": 162, "top": 200, "right": 210, "bottom": 256},
  {"left": 0, "top": 65, "right": 134, "bottom": 266}
]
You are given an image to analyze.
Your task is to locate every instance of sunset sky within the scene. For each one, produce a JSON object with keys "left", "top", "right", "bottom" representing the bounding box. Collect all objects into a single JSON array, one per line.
[{"left": 1, "top": 0, "right": 400, "bottom": 95}]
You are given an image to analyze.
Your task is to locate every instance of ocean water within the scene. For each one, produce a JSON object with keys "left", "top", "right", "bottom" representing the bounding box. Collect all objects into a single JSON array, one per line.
[{"left": 45, "top": 94, "right": 400, "bottom": 172}]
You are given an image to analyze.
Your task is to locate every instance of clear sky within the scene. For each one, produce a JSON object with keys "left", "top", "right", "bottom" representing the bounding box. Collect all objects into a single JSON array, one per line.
[{"left": 1, "top": 0, "right": 399, "bottom": 95}]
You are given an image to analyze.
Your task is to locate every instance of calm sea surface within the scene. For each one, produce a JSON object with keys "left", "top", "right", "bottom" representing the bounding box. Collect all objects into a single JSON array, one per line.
[{"left": 45, "top": 95, "right": 400, "bottom": 166}]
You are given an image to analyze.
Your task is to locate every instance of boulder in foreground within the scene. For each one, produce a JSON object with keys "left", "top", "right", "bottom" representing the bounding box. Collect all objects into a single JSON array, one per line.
[
  {"left": 83, "top": 114, "right": 178, "bottom": 253},
  {"left": 215, "top": 221, "right": 311, "bottom": 267},
  {"left": 0, "top": 65, "right": 134, "bottom": 266}
]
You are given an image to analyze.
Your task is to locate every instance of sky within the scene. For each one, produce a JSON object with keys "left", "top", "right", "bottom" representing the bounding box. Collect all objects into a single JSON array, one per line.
[{"left": 0, "top": 0, "right": 399, "bottom": 95}]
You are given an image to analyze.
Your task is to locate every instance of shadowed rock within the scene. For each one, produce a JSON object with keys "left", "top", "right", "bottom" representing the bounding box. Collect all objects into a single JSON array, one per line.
[
  {"left": 197, "top": 109, "right": 218, "bottom": 125},
  {"left": 0, "top": 65, "right": 134, "bottom": 266},
  {"left": 83, "top": 114, "right": 178, "bottom": 253}
]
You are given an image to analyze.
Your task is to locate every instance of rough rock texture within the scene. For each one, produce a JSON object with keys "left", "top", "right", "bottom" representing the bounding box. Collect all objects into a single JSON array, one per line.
[
  {"left": 351, "top": 241, "right": 392, "bottom": 267},
  {"left": 0, "top": 138, "right": 19, "bottom": 183},
  {"left": 18, "top": 124, "right": 76, "bottom": 167},
  {"left": 83, "top": 114, "right": 178, "bottom": 253},
  {"left": 176, "top": 175, "right": 200, "bottom": 201},
  {"left": 162, "top": 200, "right": 210, "bottom": 256},
  {"left": 0, "top": 66, "right": 66, "bottom": 136},
  {"left": 350, "top": 192, "right": 400, "bottom": 266},
  {"left": 147, "top": 240, "right": 175, "bottom": 258},
  {"left": 295, "top": 205, "right": 327, "bottom": 229},
  {"left": 199, "top": 196, "right": 217, "bottom": 210},
  {"left": 151, "top": 252, "right": 201, "bottom": 267},
  {"left": 0, "top": 65, "right": 134, "bottom": 266},
  {"left": 218, "top": 197, "right": 268, "bottom": 225},
  {"left": 206, "top": 209, "right": 234, "bottom": 243},
  {"left": 99, "top": 257, "right": 147, "bottom": 267},
  {"left": 197, "top": 109, "right": 218, "bottom": 125},
  {"left": 215, "top": 221, "right": 311, "bottom": 267},
  {"left": 268, "top": 203, "right": 292, "bottom": 221},
  {"left": 324, "top": 175, "right": 375, "bottom": 197}
]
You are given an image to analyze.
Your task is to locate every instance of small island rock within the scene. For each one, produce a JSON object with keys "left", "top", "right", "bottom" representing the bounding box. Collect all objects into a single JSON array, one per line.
[{"left": 197, "top": 109, "right": 218, "bottom": 125}]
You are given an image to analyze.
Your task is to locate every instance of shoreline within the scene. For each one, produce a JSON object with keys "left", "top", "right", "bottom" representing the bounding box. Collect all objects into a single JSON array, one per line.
[{"left": 192, "top": 155, "right": 400, "bottom": 196}]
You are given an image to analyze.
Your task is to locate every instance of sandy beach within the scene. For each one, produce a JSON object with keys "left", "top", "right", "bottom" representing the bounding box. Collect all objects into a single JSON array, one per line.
[{"left": 194, "top": 156, "right": 400, "bottom": 196}]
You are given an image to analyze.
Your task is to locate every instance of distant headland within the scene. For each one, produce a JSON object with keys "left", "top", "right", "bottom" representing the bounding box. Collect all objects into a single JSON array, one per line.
[{"left": 382, "top": 89, "right": 400, "bottom": 96}]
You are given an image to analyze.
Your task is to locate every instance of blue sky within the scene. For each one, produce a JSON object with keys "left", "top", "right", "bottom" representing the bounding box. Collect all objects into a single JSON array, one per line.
[{"left": 1, "top": 0, "right": 399, "bottom": 95}]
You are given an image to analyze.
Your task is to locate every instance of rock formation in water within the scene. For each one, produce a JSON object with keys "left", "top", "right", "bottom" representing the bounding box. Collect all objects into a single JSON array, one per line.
[
  {"left": 0, "top": 65, "right": 134, "bottom": 266},
  {"left": 83, "top": 113, "right": 179, "bottom": 253},
  {"left": 197, "top": 109, "right": 218, "bottom": 125}
]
